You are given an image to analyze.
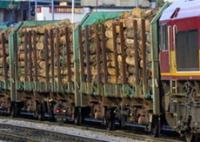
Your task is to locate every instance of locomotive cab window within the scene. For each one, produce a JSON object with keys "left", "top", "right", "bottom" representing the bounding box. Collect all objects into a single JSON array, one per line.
[
  {"left": 159, "top": 25, "right": 168, "bottom": 51},
  {"left": 176, "top": 30, "right": 199, "bottom": 71}
]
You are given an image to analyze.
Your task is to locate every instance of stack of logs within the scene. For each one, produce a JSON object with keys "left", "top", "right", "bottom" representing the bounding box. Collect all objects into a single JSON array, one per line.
[
  {"left": 0, "top": 30, "right": 9, "bottom": 81},
  {"left": 80, "top": 8, "right": 156, "bottom": 92},
  {"left": 18, "top": 20, "right": 74, "bottom": 84}
]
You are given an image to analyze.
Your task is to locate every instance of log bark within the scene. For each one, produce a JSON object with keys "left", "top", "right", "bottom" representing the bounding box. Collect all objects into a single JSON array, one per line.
[{"left": 80, "top": 8, "right": 156, "bottom": 89}]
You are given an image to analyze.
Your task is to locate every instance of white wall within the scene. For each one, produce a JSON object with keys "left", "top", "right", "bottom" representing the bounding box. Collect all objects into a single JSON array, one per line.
[
  {"left": 81, "top": 0, "right": 95, "bottom": 6},
  {"left": 119, "top": 0, "right": 150, "bottom": 7},
  {"left": 164, "top": 0, "right": 174, "bottom": 2},
  {"left": 82, "top": 0, "right": 150, "bottom": 7},
  {"left": 98, "top": 0, "right": 118, "bottom": 6},
  {"left": 91, "top": 8, "right": 131, "bottom": 12},
  {"left": 36, "top": 7, "right": 90, "bottom": 23}
]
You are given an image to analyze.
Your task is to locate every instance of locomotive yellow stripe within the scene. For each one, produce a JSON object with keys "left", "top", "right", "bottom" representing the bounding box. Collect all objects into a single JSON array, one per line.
[
  {"left": 169, "top": 51, "right": 176, "bottom": 72},
  {"left": 161, "top": 72, "right": 200, "bottom": 77},
  {"left": 199, "top": 50, "right": 200, "bottom": 68}
]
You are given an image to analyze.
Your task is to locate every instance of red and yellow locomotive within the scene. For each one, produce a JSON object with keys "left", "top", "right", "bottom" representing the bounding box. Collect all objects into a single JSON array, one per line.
[{"left": 159, "top": 0, "right": 200, "bottom": 141}]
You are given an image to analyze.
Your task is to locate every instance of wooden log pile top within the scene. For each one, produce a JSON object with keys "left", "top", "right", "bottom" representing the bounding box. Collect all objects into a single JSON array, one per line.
[
  {"left": 79, "top": 8, "right": 157, "bottom": 93},
  {"left": 17, "top": 20, "right": 74, "bottom": 85}
]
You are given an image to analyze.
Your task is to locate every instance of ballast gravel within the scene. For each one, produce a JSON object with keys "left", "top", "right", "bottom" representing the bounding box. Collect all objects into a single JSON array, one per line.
[{"left": 0, "top": 118, "right": 144, "bottom": 142}]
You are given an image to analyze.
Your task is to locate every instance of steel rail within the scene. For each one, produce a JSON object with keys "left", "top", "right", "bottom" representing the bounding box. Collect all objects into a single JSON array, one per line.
[
  {"left": 0, "top": 123, "right": 106, "bottom": 142},
  {"left": 0, "top": 117, "right": 183, "bottom": 142}
]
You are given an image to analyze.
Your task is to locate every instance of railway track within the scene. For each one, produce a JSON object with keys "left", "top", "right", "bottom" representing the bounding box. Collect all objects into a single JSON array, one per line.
[
  {"left": 0, "top": 117, "right": 183, "bottom": 142},
  {"left": 0, "top": 123, "right": 107, "bottom": 142}
]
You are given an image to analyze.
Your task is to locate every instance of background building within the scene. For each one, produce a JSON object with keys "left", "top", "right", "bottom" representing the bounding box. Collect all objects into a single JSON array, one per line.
[
  {"left": 81, "top": 0, "right": 152, "bottom": 7},
  {"left": 0, "top": 0, "right": 161, "bottom": 24},
  {"left": 35, "top": 0, "right": 156, "bottom": 22},
  {"left": 36, "top": 6, "right": 90, "bottom": 22},
  {"left": 0, "top": 1, "right": 28, "bottom": 24}
]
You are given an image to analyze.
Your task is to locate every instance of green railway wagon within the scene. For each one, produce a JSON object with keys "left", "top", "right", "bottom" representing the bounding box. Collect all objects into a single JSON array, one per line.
[
  {"left": 0, "top": 3, "right": 170, "bottom": 139},
  {"left": 0, "top": 21, "right": 75, "bottom": 119},
  {"left": 72, "top": 7, "right": 167, "bottom": 132},
  {"left": 1, "top": 2, "right": 199, "bottom": 142}
]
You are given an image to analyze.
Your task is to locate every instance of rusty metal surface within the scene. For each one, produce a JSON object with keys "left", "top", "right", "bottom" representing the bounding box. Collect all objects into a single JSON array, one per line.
[
  {"left": 85, "top": 26, "right": 91, "bottom": 82},
  {"left": 1, "top": 33, "right": 8, "bottom": 81},
  {"left": 141, "top": 19, "right": 147, "bottom": 95},
  {"left": 79, "top": 26, "right": 85, "bottom": 82},
  {"left": 95, "top": 25, "right": 101, "bottom": 84},
  {"left": 112, "top": 23, "right": 119, "bottom": 83},
  {"left": 101, "top": 24, "right": 108, "bottom": 83},
  {"left": 65, "top": 27, "right": 72, "bottom": 82},
  {"left": 133, "top": 20, "right": 139, "bottom": 94},
  {"left": 33, "top": 31, "right": 38, "bottom": 82},
  {"left": 56, "top": 29, "right": 61, "bottom": 85},
  {"left": 24, "top": 32, "right": 28, "bottom": 82},
  {"left": 50, "top": 29, "right": 55, "bottom": 87},
  {"left": 119, "top": 22, "right": 127, "bottom": 84},
  {"left": 44, "top": 30, "right": 50, "bottom": 85},
  {"left": 28, "top": 31, "right": 33, "bottom": 81}
]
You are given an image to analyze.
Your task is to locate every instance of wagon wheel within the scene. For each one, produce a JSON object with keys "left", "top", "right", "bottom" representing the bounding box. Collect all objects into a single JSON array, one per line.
[
  {"left": 119, "top": 115, "right": 126, "bottom": 129},
  {"left": 151, "top": 115, "right": 161, "bottom": 137},
  {"left": 74, "top": 114, "right": 82, "bottom": 125},
  {"left": 104, "top": 108, "right": 114, "bottom": 130},
  {"left": 152, "top": 123, "right": 160, "bottom": 137},
  {"left": 106, "top": 120, "right": 113, "bottom": 130},
  {"left": 105, "top": 117, "right": 114, "bottom": 130},
  {"left": 35, "top": 101, "right": 44, "bottom": 121},
  {"left": 185, "top": 133, "right": 198, "bottom": 142},
  {"left": 10, "top": 102, "right": 18, "bottom": 117},
  {"left": 73, "top": 107, "right": 82, "bottom": 125},
  {"left": 34, "top": 110, "right": 44, "bottom": 120},
  {"left": 10, "top": 108, "right": 16, "bottom": 117}
]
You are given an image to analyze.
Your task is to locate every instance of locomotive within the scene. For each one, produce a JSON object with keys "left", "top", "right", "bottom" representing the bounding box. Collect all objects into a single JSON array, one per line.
[
  {"left": 159, "top": 0, "right": 200, "bottom": 141},
  {"left": 0, "top": 0, "right": 199, "bottom": 142}
]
